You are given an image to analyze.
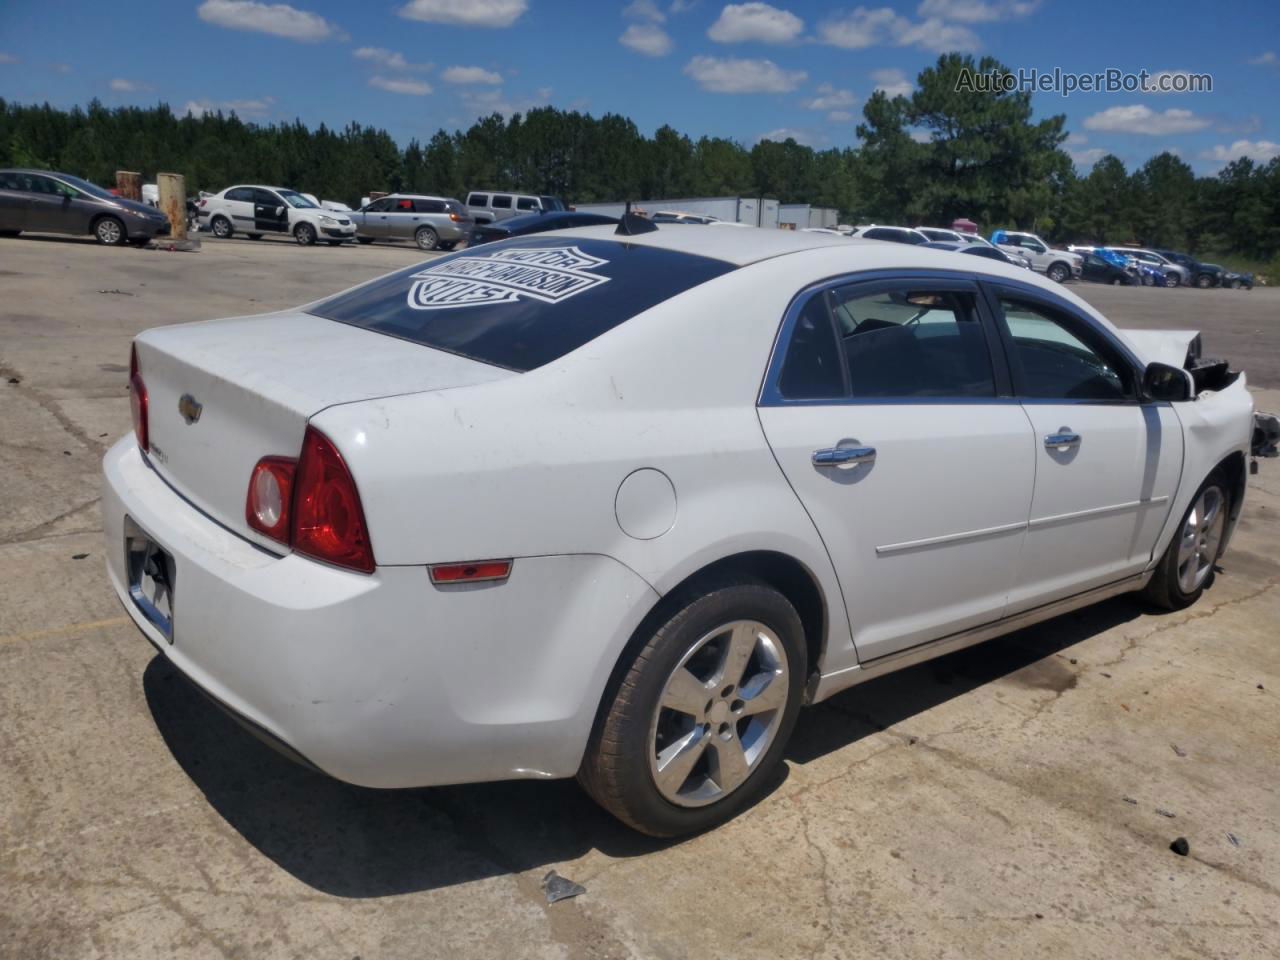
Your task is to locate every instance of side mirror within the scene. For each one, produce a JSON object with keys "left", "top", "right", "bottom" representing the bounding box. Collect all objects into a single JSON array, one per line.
[{"left": 1144, "top": 362, "right": 1194, "bottom": 402}]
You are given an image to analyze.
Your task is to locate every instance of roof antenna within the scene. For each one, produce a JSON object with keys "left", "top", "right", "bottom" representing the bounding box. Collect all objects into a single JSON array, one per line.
[{"left": 616, "top": 200, "right": 658, "bottom": 236}]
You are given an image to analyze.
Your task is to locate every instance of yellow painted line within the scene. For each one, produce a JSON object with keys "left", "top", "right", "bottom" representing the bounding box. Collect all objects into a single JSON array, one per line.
[{"left": 0, "top": 615, "right": 130, "bottom": 646}]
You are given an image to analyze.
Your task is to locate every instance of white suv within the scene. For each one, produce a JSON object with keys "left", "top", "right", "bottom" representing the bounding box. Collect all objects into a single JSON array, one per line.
[
  {"left": 198, "top": 185, "right": 356, "bottom": 246},
  {"left": 992, "top": 230, "right": 1082, "bottom": 283}
]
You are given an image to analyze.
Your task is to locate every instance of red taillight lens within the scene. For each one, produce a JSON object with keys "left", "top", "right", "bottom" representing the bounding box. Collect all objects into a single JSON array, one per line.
[
  {"left": 198, "top": 198, "right": 207, "bottom": 207},
  {"left": 429, "top": 560, "right": 512, "bottom": 584},
  {"left": 129, "top": 343, "right": 149, "bottom": 452},
  {"left": 291, "top": 426, "right": 375, "bottom": 574},
  {"left": 246, "top": 456, "right": 296, "bottom": 543},
  {"left": 449, "top": 212, "right": 462, "bottom": 222}
]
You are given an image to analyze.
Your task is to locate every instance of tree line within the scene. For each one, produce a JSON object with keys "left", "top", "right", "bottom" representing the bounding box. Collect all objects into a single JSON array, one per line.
[{"left": 2, "top": 53, "right": 1277, "bottom": 266}]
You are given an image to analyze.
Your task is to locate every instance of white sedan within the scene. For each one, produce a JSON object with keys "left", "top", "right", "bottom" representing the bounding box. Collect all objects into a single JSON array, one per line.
[{"left": 104, "top": 224, "right": 1263, "bottom": 836}]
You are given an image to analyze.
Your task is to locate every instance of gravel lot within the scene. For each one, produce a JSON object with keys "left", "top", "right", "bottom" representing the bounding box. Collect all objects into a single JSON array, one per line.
[{"left": 2, "top": 234, "right": 1278, "bottom": 960}]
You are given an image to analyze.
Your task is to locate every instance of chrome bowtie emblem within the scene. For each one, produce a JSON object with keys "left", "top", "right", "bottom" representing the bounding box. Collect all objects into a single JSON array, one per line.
[{"left": 178, "top": 393, "right": 203, "bottom": 424}]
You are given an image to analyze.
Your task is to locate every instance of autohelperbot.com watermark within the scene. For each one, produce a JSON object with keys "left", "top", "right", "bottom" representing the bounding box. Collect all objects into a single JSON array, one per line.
[{"left": 956, "top": 67, "right": 1212, "bottom": 97}]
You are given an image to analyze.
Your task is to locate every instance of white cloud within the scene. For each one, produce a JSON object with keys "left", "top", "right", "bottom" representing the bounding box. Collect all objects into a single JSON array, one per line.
[
  {"left": 1083, "top": 104, "right": 1210, "bottom": 135},
  {"left": 397, "top": 0, "right": 526, "bottom": 27},
  {"left": 183, "top": 96, "right": 275, "bottom": 117},
  {"left": 684, "top": 54, "right": 806, "bottom": 92},
  {"left": 369, "top": 75, "right": 433, "bottom": 95},
  {"left": 916, "top": 0, "right": 1040, "bottom": 22},
  {"left": 758, "top": 127, "right": 819, "bottom": 146},
  {"left": 819, "top": 6, "right": 977, "bottom": 51},
  {"left": 459, "top": 85, "right": 552, "bottom": 118},
  {"left": 1069, "top": 147, "right": 1105, "bottom": 167},
  {"left": 624, "top": 0, "right": 666, "bottom": 21},
  {"left": 827, "top": 110, "right": 854, "bottom": 123},
  {"left": 353, "top": 47, "right": 430, "bottom": 71},
  {"left": 0, "top": 52, "right": 19, "bottom": 65},
  {"left": 441, "top": 65, "right": 502, "bottom": 84},
  {"left": 871, "top": 67, "right": 912, "bottom": 98},
  {"left": 197, "top": 0, "right": 339, "bottom": 42},
  {"left": 1247, "top": 51, "right": 1277, "bottom": 65},
  {"left": 110, "top": 78, "right": 138, "bottom": 92},
  {"left": 620, "top": 23, "right": 674, "bottom": 56},
  {"left": 804, "top": 82, "right": 856, "bottom": 110},
  {"left": 708, "top": 3, "right": 804, "bottom": 44},
  {"left": 1201, "top": 139, "right": 1280, "bottom": 170},
  {"left": 1065, "top": 131, "right": 1087, "bottom": 145}
]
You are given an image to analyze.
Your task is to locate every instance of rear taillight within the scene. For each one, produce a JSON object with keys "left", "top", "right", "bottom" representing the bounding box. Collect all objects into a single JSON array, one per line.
[
  {"left": 246, "top": 456, "right": 296, "bottom": 543},
  {"left": 291, "top": 426, "right": 375, "bottom": 574},
  {"left": 129, "top": 343, "right": 149, "bottom": 452},
  {"left": 449, "top": 212, "right": 462, "bottom": 222},
  {"left": 198, "top": 198, "right": 207, "bottom": 207}
]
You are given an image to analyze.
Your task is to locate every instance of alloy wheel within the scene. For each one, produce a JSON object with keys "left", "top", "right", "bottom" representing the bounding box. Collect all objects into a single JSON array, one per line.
[
  {"left": 97, "top": 219, "right": 122, "bottom": 244},
  {"left": 648, "top": 619, "right": 790, "bottom": 808},
  {"left": 1176, "top": 486, "right": 1226, "bottom": 594}
]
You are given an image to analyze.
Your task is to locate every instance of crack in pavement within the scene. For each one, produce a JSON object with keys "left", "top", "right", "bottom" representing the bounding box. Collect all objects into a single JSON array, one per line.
[{"left": 0, "top": 360, "right": 110, "bottom": 457}]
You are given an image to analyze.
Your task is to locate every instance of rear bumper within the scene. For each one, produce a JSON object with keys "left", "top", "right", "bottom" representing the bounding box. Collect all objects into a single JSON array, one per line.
[{"left": 102, "top": 436, "right": 657, "bottom": 788}]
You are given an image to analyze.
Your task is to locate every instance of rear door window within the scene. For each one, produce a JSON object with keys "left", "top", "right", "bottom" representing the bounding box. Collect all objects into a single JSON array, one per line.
[
  {"left": 308, "top": 236, "right": 735, "bottom": 371},
  {"left": 491, "top": 195, "right": 513, "bottom": 209},
  {"left": 517, "top": 197, "right": 539, "bottom": 211},
  {"left": 415, "top": 199, "right": 446, "bottom": 213}
]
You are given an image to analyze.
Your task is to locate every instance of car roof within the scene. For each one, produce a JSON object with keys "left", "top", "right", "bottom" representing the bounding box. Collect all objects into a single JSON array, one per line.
[
  {"left": 385, "top": 192, "right": 456, "bottom": 201},
  {"left": 533, "top": 222, "right": 858, "bottom": 266}
]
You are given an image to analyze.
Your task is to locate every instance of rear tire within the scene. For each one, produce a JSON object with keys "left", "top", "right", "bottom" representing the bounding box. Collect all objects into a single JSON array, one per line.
[
  {"left": 579, "top": 578, "right": 806, "bottom": 837},
  {"left": 1144, "top": 472, "right": 1229, "bottom": 611},
  {"left": 210, "top": 216, "right": 232, "bottom": 239},
  {"left": 326, "top": 240, "right": 342, "bottom": 246},
  {"left": 415, "top": 226, "right": 439, "bottom": 251},
  {"left": 1165, "top": 272, "right": 1181, "bottom": 288},
  {"left": 0, "top": 228, "right": 20, "bottom": 238},
  {"left": 294, "top": 223, "right": 316, "bottom": 246},
  {"left": 356, "top": 236, "right": 374, "bottom": 245},
  {"left": 1196, "top": 273, "right": 1213, "bottom": 289}
]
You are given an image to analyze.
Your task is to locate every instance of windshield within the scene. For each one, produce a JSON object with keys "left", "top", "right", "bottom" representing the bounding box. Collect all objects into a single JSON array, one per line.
[
  {"left": 57, "top": 174, "right": 118, "bottom": 201},
  {"left": 279, "top": 189, "right": 318, "bottom": 209},
  {"left": 539, "top": 196, "right": 566, "bottom": 211},
  {"left": 308, "top": 236, "right": 735, "bottom": 371}
]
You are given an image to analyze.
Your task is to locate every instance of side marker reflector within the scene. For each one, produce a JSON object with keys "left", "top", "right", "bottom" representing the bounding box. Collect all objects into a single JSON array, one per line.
[{"left": 429, "top": 560, "right": 512, "bottom": 584}]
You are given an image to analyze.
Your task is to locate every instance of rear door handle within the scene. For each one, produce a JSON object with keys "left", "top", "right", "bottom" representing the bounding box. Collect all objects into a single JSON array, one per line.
[
  {"left": 812, "top": 446, "right": 876, "bottom": 467},
  {"left": 1044, "top": 432, "right": 1081, "bottom": 449}
]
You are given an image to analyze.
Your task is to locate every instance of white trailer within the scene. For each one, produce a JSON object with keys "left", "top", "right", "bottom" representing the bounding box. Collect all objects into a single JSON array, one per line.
[
  {"left": 574, "top": 196, "right": 780, "bottom": 227},
  {"left": 779, "top": 204, "right": 839, "bottom": 230}
]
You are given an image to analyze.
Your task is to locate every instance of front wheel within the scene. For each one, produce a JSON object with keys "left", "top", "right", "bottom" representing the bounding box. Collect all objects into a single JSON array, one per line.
[
  {"left": 1111, "top": 277, "right": 1123, "bottom": 286},
  {"left": 579, "top": 579, "right": 806, "bottom": 837},
  {"left": 94, "top": 216, "right": 126, "bottom": 246},
  {"left": 1196, "top": 273, "right": 1213, "bottom": 289},
  {"left": 1144, "top": 473, "right": 1229, "bottom": 610},
  {"left": 1046, "top": 262, "right": 1070, "bottom": 283},
  {"left": 1165, "top": 272, "right": 1181, "bottom": 288},
  {"left": 415, "top": 226, "right": 439, "bottom": 251},
  {"left": 294, "top": 223, "right": 316, "bottom": 246}
]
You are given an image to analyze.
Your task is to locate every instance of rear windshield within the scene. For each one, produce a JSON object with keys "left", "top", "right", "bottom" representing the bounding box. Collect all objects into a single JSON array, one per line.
[{"left": 307, "top": 235, "right": 735, "bottom": 371}]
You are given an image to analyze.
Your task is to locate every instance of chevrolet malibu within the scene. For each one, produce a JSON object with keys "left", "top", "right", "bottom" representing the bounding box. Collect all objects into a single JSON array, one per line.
[{"left": 104, "top": 225, "right": 1263, "bottom": 836}]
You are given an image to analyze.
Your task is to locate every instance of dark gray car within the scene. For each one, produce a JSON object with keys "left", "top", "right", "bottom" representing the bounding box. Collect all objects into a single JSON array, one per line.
[{"left": 0, "top": 169, "right": 171, "bottom": 245}]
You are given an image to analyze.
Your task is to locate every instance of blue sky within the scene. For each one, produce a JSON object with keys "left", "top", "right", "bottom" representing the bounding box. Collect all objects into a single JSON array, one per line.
[{"left": 1, "top": 0, "right": 1277, "bottom": 175}]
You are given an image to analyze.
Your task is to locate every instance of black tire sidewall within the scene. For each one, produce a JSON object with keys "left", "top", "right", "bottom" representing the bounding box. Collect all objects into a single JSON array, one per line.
[
  {"left": 211, "top": 216, "right": 231, "bottom": 238},
  {"left": 1150, "top": 472, "right": 1229, "bottom": 609},
  {"left": 294, "top": 223, "right": 316, "bottom": 245},
  {"left": 416, "top": 227, "right": 438, "bottom": 250},
  {"left": 585, "top": 581, "right": 806, "bottom": 836},
  {"left": 95, "top": 217, "right": 126, "bottom": 245}
]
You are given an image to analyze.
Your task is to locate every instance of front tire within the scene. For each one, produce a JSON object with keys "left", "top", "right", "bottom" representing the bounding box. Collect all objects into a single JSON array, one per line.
[
  {"left": 580, "top": 579, "right": 806, "bottom": 837},
  {"left": 294, "top": 223, "right": 316, "bottom": 246},
  {"left": 1196, "top": 273, "right": 1213, "bottom": 289},
  {"left": 1047, "top": 262, "right": 1070, "bottom": 283},
  {"left": 1144, "top": 473, "right": 1229, "bottom": 610},
  {"left": 415, "top": 226, "right": 439, "bottom": 251},
  {"left": 1165, "top": 272, "right": 1181, "bottom": 288},
  {"left": 94, "top": 216, "right": 126, "bottom": 246}
]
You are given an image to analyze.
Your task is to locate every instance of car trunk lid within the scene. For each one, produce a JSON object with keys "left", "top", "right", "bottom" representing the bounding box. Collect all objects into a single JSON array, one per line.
[{"left": 133, "top": 310, "right": 512, "bottom": 551}]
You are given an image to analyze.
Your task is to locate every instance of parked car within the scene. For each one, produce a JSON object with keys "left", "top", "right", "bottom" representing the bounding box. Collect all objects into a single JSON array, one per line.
[
  {"left": 1150, "top": 249, "right": 1225, "bottom": 289},
  {"left": 991, "top": 230, "right": 1082, "bottom": 283},
  {"left": 849, "top": 224, "right": 929, "bottom": 244},
  {"left": 198, "top": 185, "right": 356, "bottom": 246},
  {"left": 918, "top": 227, "right": 965, "bottom": 243},
  {"left": 466, "top": 191, "right": 567, "bottom": 224},
  {"left": 349, "top": 194, "right": 472, "bottom": 251},
  {"left": 922, "top": 240, "right": 1030, "bottom": 268},
  {"left": 106, "top": 226, "right": 1265, "bottom": 837},
  {"left": 1108, "top": 248, "right": 1189, "bottom": 287},
  {"left": 0, "top": 168, "right": 170, "bottom": 246},
  {"left": 468, "top": 210, "right": 619, "bottom": 245},
  {"left": 651, "top": 210, "right": 721, "bottom": 224},
  {"left": 1079, "top": 251, "right": 1136, "bottom": 285}
]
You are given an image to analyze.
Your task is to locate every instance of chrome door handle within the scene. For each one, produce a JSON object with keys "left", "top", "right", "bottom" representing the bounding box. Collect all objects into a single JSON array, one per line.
[
  {"left": 812, "top": 446, "right": 876, "bottom": 467},
  {"left": 1044, "top": 432, "right": 1081, "bottom": 449}
]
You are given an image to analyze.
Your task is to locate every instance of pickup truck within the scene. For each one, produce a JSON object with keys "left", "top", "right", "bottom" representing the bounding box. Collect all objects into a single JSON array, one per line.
[{"left": 991, "top": 230, "right": 1083, "bottom": 283}]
